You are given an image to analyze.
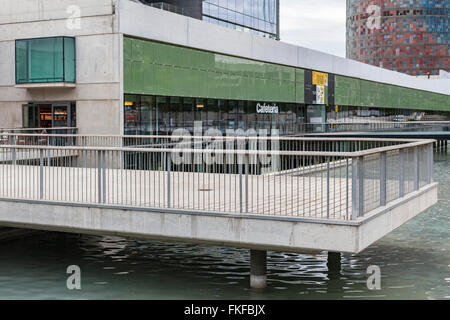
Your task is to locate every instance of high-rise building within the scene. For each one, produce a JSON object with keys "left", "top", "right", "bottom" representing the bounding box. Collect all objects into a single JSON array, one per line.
[
  {"left": 346, "top": 0, "right": 449, "bottom": 76},
  {"left": 137, "top": 0, "right": 280, "bottom": 39}
]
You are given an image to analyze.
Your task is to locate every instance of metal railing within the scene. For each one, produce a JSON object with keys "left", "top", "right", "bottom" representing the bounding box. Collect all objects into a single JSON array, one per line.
[
  {"left": 317, "top": 121, "right": 450, "bottom": 134},
  {"left": 0, "top": 132, "right": 408, "bottom": 149},
  {"left": 0, "top": 135, "right": 434, "bottom": 221},
  {"left": 0, "top": 128, "right": 77, "bottom": 147}
]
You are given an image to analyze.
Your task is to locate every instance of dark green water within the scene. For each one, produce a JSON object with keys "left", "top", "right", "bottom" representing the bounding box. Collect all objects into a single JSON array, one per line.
[{"left": 0, "top": 152, "right": 449, "bottom": 300}]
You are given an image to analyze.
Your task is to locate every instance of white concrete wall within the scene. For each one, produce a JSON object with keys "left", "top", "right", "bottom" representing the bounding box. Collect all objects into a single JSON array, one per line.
[
  {"left": 0, "top": 0, "right": 122, "bottom": 134},
  {"left": 118, "top": 0, "right": 450, "bottom": 96},
  {"left": 0, "top": 183, "right": 438, "bottom": 254}
]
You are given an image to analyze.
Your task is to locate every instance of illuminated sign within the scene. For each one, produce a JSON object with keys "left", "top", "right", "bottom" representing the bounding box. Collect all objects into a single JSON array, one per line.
[{"left": 256, "top": 103, "right": 279, "bottom": 114}]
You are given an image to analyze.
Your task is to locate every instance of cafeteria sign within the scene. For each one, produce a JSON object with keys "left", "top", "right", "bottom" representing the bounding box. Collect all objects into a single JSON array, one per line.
[
  {"left": 256, "top": 103, "right": 279, "bottom": 114},
  {"left": 312, "top": 71, "right": 328, "bottom": 86}
]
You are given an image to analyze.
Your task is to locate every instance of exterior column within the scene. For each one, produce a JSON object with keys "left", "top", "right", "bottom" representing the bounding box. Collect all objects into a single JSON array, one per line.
[
  {"left": 327, "top": 251, "right": 341, "bottom": 276},
  {"left": 250, "top": 250, "right": 267, "bottom": 289}
]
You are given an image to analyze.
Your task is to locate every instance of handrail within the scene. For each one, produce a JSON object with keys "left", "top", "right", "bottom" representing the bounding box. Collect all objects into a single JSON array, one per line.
[
  {"left": 0, "top": 138, "right": 435, "bottom": 158},
  {"left": 0, "top": 137, "right": 435, "bottom": 220},
  {"left": 0, "top": 132, "right": 437, "bottom": 142}
]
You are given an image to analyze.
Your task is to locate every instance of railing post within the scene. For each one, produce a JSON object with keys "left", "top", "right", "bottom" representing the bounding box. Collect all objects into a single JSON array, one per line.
[
  {"left": 102, "top": 151, "right": 106, "bottom": 204},
  {"left": 414, "top": 146, "right": 419, "bottom": 191},
  {"left": 380, "top": 151, "right": 387, "bottom": 206},
  {"left": 399, "top": 149, "right": 405, "bottom": 197},
  {"left": 12, "top": 135, "right": 16, "bottom": 165},
  {"left": 245, "top": 153, "right": 249, "bottom": 213},
  {"left": 429, "top": 143, "right": 433, "bottom": 184},
  {"left": 39, "top": 149, "right": 44, "bottom": 200},
  {"left": 167, "top": 152, "right": 171, "bottom": 208},
  {"left": 97, "top": 151, "right": 102, "bottom": 204},
  {"left": 239, "top": 153, "right": 243, "bottom": 214},
  {"left": 352, "top": 156, "right": 364, "bottom": 218},
  {"left": 327, "top": 157, "right": 330, "bottom": 219},
  {"left": 352, "top": 157, "right": 357, "bottom": 219}
]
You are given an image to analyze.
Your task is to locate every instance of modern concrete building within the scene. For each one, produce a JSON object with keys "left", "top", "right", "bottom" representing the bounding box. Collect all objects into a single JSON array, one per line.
[
  {"left": 346, "top": 0, "right": 449, "bottom": 76},
  {"left": 0, "top": 0, "right": 449, "bottom": 136}
]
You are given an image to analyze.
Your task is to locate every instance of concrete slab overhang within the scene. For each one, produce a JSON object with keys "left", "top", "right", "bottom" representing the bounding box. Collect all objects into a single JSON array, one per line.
[
  {"left": 0, "top": 183, "right": 438, "bottom": 254},
  {"left": 14, "top": 83, "right": 76, "bottom": 89}
]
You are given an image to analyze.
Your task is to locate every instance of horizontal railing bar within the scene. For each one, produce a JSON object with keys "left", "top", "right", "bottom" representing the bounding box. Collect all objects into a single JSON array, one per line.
[
  {"left": 0, "top": 140, "right": 434, "bottom": 157},
  {"left": 0, "top": 127, "right": 77, "bottom": 131},
  {"left": 0, "top": 132, "right": 436, "bottom": 143}
]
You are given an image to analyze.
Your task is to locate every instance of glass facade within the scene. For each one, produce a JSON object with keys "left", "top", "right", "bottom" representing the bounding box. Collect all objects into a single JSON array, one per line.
[
  {"left": 124, "top": 94, "right": 302, "bottom": 135},
  {"left": 22, "top": 102, "right": 77, "bottom": 129},
  {"left": 124, "top": 94, "right": 450, "bottom": 136},
  {"left": 136, "top": 0, "right": 279, "bottom": 39},
  {"left": 346, "top": 0, "right": 449, "bottom": 76},
  {"left": 325, "top": 105, "right": 450, "bottom": 123},
  {"left": 202, "top": 0, "right": 279, "bottom": 39},
  {"left": 15, "top": 37, "right": 76, "bottom": 84}
]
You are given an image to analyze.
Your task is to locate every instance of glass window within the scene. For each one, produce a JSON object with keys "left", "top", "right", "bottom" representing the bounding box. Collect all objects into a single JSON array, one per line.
[
  {"left": 218, "top": 6, "right": 227, "bottom": 20},
  {"left": 70, "top": 102, "right": 77, "bottom": 128},
  {"left": 183, "top": 98, "right": 195, "bottom": 133},
  {"left": 64, "top": 37, "right": 76, "bottom": 83},
  {"left": 169, "top": 97, "right": 182, "bottom": 131},
  {"left": 209, "top": 4, "right": 218, "bottom": 17},
  {"left": 124, "top": 94, "right": 141, "bottom": 135},
  {"left": 218, "top": 0, "right": 228, "bottom": 8},
  {"left": 15, "top": 37, "right": 76, "bottom": 84},
  {"left": 244, "top": 0, "right": 252, "bottom": 16},
  {"left": 202, "top": 2, "right": 210, "bottom": 15},
  {"left": 140, "top": 96, "right": 156, "bottom": 135},
  {"left": 227, "top": 0, "right": 236, "bottom": 11},
  {"left": 236, "top": 12, "right": 244, "bottom": 25}
]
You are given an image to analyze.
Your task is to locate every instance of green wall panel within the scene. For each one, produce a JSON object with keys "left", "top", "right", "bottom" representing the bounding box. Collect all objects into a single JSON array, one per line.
[
  {"left": 335, "top": 75, "right": 449, "bottom": 111},
  {"left": 124, "top": 37, "right": 303, "bottom": 103},
  {"left": 124, "top": 36, "right": 449, "bottom": 111},
  {"left": 335, "top": 75, "right": 361, "bottom": 106}
]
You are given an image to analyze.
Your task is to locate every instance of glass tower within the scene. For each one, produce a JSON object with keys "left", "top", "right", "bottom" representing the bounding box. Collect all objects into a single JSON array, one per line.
[
  {"left": 202, "top": 0, "right": 279, "bottom": 39},
  {"left": 137, "top": 0, "right": 280, "bottom": 40},
  {"left": 346, "top": 0, "right": 449, "bottom": 76}
]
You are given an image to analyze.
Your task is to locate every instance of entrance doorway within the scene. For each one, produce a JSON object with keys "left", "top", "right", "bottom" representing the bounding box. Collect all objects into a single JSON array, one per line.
[{"left": 22, "top": 102, "right": 76, "bottom": 129}]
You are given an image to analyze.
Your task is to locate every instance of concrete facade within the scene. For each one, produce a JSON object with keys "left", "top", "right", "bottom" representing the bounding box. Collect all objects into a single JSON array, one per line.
[{"left": 0, "top": 0, "right": 122, "bottom": 134}]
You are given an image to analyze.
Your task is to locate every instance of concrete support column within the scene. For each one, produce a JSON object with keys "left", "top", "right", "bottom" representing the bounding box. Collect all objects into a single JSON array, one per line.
[
  {"left": 327, "top": 251, "right": 341, "bottom": 277},
  {"left": 250, "top": 250, "right": 267, "bottom": 289}
]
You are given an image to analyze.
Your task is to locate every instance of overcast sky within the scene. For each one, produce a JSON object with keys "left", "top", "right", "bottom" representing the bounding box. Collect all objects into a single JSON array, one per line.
[{"left": 280, "top": 0, "right": 346, "bottom": 57}]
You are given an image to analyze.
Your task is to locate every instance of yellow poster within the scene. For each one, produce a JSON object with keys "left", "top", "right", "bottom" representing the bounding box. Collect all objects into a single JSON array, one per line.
[{"left": 312, "top": 72, "right": 329, "bottom": 86}]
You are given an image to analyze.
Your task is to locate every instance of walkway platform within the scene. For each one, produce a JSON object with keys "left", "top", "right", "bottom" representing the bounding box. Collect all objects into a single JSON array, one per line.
[{"left": 0, "top": 136, "right": 438, "bottom": 255}]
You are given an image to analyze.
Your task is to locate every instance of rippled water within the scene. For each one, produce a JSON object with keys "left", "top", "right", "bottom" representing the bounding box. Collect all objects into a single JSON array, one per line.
[{"left": 0, "top": 152, "right": 449, "bottom": 300}]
